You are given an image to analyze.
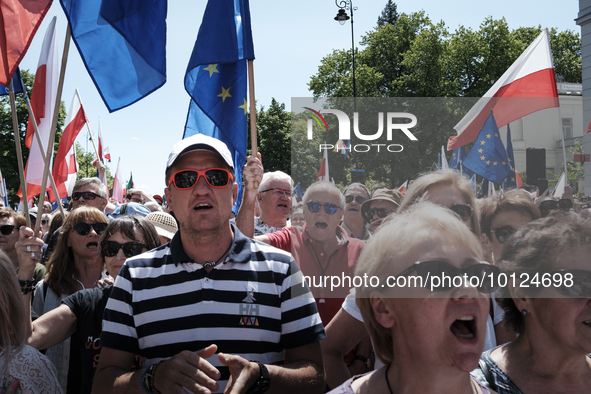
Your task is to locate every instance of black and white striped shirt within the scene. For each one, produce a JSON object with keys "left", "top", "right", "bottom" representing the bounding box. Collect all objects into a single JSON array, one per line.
[{"left": 101, "top": 225, "right": 325, "bottom": 392}]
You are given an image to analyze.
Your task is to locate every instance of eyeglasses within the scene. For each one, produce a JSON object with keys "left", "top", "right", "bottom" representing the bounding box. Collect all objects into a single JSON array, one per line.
[
  {"left": 72, "top": 191, "right": 102, "bottom": 201},
  {"left": 101, "top": 240, "right": 147, "bottom": 258},
  {"left": 72, "top": 222, "right": 108, "bottom": 236},
  {"left": 491, "top": 226, "right": 516, "bottom": 244},
  {"left": 550, "top": 269, "right": 591, "bottom": 297},
  {"left": 448, "top": 203, "right": 472, "bottom": 222},
  {"left": 345, "top": 195, "right": 367, "bottom": 204},
  {"left": 260, "top": 188, "right": 293, "bottom": 198},
  {"left": 306, "top": 201, "right": 341, "bottom": 215},
  {"left": 41, "top": 219, "right": 49, "bottom": 226},
  {"left": 0, "top": 225, "right": 19, "bottom": 235},
  {"left": 168, "top": 168, "right": 234, "bottom": 189},
  {"left": 539, "top": 199, "right": 573, "bottom": 212},
  {"left": 363, "top": 207, "right": 390, "bottom": 222},
  {"left": 398, "top": 260, "right": 500, "bottom": 293}
]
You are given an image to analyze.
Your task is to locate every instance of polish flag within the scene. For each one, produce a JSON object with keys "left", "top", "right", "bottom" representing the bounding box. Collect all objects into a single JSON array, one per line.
[
  {"left": 398, "top": 180, "right": 408, "bottom": 195},
  {"left": 448, "top": 29, "right": 559, "bottom": 150},
  {"left": 50, "top": 89, "right": 87, "bottom": 201},
  {"left": 317, "top": 144, "right": 329, "bottom": 182},
  {"left": 103, "top": 146, "right": 111, "bottom": 162},
  {"left": 112, "top": 158, "right": 124, "bottom": 202},
  {"left": 552, "top": 172, "right": 566, "bottom": 197},
  {"left": 516, "top": 172, "right": 524, "bottom": 187},
  {"left": 19, "top": 17, "right": 58, "bottom": 200},
  {"left": 96, "top": 120, "right": 108, "bottom": 186},
  {"left": 0, "top": 0, "right": 52, "bottom": 85},
  {"left": 440, "top": 146, "right": 449, "bottom": 170}
]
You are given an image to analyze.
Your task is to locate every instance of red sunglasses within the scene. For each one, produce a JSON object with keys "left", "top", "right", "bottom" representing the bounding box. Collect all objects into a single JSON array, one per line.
[{"left": 168, "top": 168, "right": 234, "bottom": 189}]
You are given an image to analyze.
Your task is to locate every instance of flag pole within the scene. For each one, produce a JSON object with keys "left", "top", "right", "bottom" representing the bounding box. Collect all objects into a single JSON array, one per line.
[
  {"left": 19, "top": 73, "right": 66, "bottom": 219},
  {"left": 557, "top": 106, "right": 569, "bottom": 189},
  {"left": 35, "top": 25, "right": 71, "bottom": 236},
  {"left": 77, "top": 91, "right": 100, "bottom": 159},
  {"left": 8, "top": 80, "right": 31, "bottom": 227},
  {"left": 248, "top": 59, "right": 258, "bottom": 188}
]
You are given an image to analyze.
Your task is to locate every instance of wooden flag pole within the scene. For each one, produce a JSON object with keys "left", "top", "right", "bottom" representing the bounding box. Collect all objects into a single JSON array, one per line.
[
  {"left": 248, "top": 60, "right": 258, "bottom": 188},
  {"left": 8, "top": 80, "right": 31, "bottom": 227},
  {"left": 25, "top": 96, "right": 66, "bottom": 219},
  {"left": 35, "top": 25, "right": 71, "bottom": 236}
]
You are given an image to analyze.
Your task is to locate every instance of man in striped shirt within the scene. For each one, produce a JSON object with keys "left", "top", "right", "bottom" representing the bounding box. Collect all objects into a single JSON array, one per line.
[{"left": 93, "top": 135, "right": 325, "bottom": 394}]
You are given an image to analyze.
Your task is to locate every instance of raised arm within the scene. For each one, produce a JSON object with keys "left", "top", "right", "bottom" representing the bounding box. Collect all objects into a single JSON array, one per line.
[{"left": 236, "top": 153, "right": 263, "bottom": 238}]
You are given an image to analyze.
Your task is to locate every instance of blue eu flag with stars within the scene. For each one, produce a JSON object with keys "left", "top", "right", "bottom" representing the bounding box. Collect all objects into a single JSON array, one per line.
[
  {"left": 462, "top": 111, "right": 512, "bottom": 185},
  {"left": 183, "top": 0, "right": 255, "bottom": 214}
]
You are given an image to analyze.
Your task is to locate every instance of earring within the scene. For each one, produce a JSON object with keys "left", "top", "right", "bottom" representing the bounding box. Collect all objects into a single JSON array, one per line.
[{"left": 522, "top": 309, "right": 528, "bottom": 316}]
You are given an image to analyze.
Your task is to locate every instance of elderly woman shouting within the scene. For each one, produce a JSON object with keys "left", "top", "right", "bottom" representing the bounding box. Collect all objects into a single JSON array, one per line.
[
  {"left": 473, "top": 211, "right": 591, "bottom": 393},
  {"left": 329, "top": 202, "right": 499, "bottom": 394}
]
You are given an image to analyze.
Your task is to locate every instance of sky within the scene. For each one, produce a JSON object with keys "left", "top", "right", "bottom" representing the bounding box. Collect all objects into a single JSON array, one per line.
[{"left": 16, "top": 0, "right": 581, "bottom": 197}]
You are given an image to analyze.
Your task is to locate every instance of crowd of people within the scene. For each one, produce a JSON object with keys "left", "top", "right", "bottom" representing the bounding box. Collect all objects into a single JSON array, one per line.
[{"left": 0, "top": 133, "right": 589, "bottom": 394}]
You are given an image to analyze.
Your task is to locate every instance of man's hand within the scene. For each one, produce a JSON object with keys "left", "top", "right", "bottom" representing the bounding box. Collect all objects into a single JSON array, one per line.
[
  {"left": 153, "top": 345, "right": 221, "bottom": 394},
  {"left": 15, "top": 226, "right": 44, "bottom": 279},
  {"left": 243, "top": 153, "right": 263, "bottom": 193},
  {"left": 218, "top": 353, "right": 259, "bottom": 394}
]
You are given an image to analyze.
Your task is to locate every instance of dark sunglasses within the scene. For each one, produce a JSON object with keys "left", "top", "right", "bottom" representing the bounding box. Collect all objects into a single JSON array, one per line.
[
  {"left": 448, "top": 203, "right": 472, "bottom": 222},
  {"left": 0, "top": 225, "right": 19, "bottom": 235},
  {"left": 399, "top": 260, "right": 500, "bottom": 293},
  {"left": 168, "top": 168, "right": 234, "bottom": 189},
  {"left": 540, "top": 199, "right": 573, "bottom": 212},
  {"left": 345, "top": 195, "right": 367, "bottom": 204},
  {"left": 72, "top": 191, "right": 102, "bottom": 201},
  {"left": 306, "top": 201, "right": 341, "bottom": 215},
  {"left": 363, "top": 207, "right": 390, "bottom": 222},
  {"left": 101, "top": 240, "right": 147, "bottom": 258},
  {"left": 41, "top": 219, "right": 49, "bottom": 226},
  {"left": 547, "top": 269, "right": 591, "bottom": 297},
  {"left": 72, "top": 222, "right": 108, "bottom": 236},
  {"left": 491, "top": 226, "right": 516, "bottom": 244}
]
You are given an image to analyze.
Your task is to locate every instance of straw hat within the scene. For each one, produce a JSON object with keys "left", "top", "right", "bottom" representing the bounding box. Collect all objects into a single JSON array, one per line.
[{"left": 145, "top": 211, "right": 178, "bottom": 240}]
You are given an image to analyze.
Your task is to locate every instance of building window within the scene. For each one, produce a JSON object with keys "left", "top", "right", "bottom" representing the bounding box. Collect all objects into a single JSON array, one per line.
[{"left": 562, "top": 117, "right": 573, "bottom": 139}]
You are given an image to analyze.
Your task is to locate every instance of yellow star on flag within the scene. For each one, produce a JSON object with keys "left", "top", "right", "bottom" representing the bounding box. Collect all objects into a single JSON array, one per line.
[
  {"left": 239, "top": 98, "right": 248, "bottom": 115},
  {"left": 493, "top": 161, "right": 498, "bottom": 166},
  {"left": 502, "top": 161, "right": 506, "bottom": 165},
  {"left": 218, "top": 86, "right": 231, "bottom": 102},
  {"left": 204, "top": 64, "right": 219, "bottom": 77},
  {"left": 478, "top": 148, "right": 483, "bottom": 153},
  {"left": 480, "top": 156, "right": 485, "bottom": 161},
  {"left": 481, "top": 140, "right": 486, "bottom": 145},
  {"left": 486, "top": 160, "right": 491, "bottom": 165},
  {"left": 486, "top": 134, "right": 491, "bottom": 139}
]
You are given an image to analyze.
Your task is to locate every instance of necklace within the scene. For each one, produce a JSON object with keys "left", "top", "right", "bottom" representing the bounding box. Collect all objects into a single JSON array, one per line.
[
  {"left": 72, "top": 275, "right": 99, "bottom": 290},
  {"left": 201, "top": 240, "right": 233, "bottom": 268},
  {"left": 385, "top": 363, "right": 393, "bottom": 394}
]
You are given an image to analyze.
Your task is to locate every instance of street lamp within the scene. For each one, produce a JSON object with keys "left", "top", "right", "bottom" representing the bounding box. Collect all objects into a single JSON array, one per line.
[{"left": 334, "top": 0, "right": 357, "bottom": 99}]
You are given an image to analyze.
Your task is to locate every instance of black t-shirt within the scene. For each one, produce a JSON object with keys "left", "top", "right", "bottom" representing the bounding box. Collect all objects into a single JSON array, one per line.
[{"left": 62, "top": 286, "right": 142, "bottom": 394}]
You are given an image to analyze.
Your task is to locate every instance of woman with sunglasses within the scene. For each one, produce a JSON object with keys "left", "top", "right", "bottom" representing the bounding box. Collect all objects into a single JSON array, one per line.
[
  {"left": 17, "top": 215, "right": 160, "bottom": 394},
  {"left": 329, "top": 202, "right": 497, "bottom": 394},
  {"left": 473, "top": 211, "right": 591, "bottom": 393},
  {"left": 15, "top": 206, "right": 108, "bottom": 393},
  {"left": 323, "top": 170, "right": 487, "bottom": 389}
]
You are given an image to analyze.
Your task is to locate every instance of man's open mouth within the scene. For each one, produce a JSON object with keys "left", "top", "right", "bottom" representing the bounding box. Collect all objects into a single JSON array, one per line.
[
  {"left": 194, "top": 204, "right": 212, "bottom": 211},
  {"left": 450, "top": 315, "right": 476, "bottom": 340},
  {"left": 315, "top": 222, "right": 328, "bottom": 229}
]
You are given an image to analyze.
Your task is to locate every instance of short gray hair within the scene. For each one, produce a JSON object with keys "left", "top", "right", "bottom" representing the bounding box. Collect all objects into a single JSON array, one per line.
[
  {"left": 258, "top": 171, "right": 293, "bottom": 193},
  {"left": 343, "top": 183, "right": 370, "bottom": 199},
  {"left": 73, "top": 178, "right": 109, "bottom": 199},
  {"left": 302, "top": 181, "right": 345, "bottom": 210}
]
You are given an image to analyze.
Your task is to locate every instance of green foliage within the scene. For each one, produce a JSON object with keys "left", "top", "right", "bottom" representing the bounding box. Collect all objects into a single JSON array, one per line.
[
  {"left": 0, "top": 69, "right": 65, "bottom": 206},
  {"left": 255, "top": 98, "right": 291, "bottom": 174},
  {"left": 75, "top": 142, "right": 114, "bottom": 188},
  {"left": 377, "top": 0, "right": 398, "bottom": 27}
]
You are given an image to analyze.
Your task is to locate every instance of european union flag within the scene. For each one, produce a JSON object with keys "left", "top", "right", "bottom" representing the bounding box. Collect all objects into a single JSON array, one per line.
[
  {"left": 293, "top": 183, "right": 303, "bottom": 201},
  {"left": 462, "top": 111, "right": 512, "bottom": 185},
  {"left": 502, "top": 124, "right": 517, "bottom": 190},
  {"left": 448, "top": 144, "right": 473, "bottom": 178},
  {"left": 183, "top": 0, "right": 254, "bottom": 215},
  {"left": 0, "top": 68, "right": 24, "bottom": 96},
  {"left": 61, "top": 0, "right": 167, "bottom": 112}
]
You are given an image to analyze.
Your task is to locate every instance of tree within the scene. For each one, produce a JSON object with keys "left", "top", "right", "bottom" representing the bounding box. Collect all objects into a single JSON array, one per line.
[
  {"left": 376, "top": 0, "right": 398, "bottom": 27},
  {"left": 255, "top": 98, "right": 291, "bottom": 174},
  {"left": 0, "top": 69, "right": 65, "bottom": 207},
  {"left": 75, "top": 142, "right": 114, "bottom": 189}
]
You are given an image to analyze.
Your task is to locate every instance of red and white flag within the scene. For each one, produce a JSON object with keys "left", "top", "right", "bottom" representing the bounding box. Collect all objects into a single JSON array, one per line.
[
  {"left": 448, "top": 29, "right": 559, "bottom": 150},
  {"left": 398, "top": 180, "right": 408, "bottom": 194},
  {"left": 103, "top": 146, "right": 111, "bottom": 162},
  {"left": 96, "top": 120, "right": 108, "bottom": 186},
  {"left": 552, "top": 172, "right": 566, "bottom": 197},
  {"left": 317, "top": 144, "right": 329, "bottom": 182},
  {"left": 19, "top": 17, "right": 58, "bottom": 200},
  {"left": 112, "top": 158, "right": 124, "bottom": 202},
  {"left": 49, "top": 89, "right": 87, "bottom": 201},
  {"left": 0, "top": 0, "right": 52, "bottom": 85}
]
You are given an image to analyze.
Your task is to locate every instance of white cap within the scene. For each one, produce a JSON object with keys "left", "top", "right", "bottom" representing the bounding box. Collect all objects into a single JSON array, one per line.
[{"left": 166, "top": 134, "right": 234, "bottom": 173}]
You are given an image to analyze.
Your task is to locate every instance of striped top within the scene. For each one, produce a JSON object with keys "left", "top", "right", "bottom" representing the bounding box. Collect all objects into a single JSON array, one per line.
[{"left": 101, "top": 226, "right": 325, "bottom": 392}]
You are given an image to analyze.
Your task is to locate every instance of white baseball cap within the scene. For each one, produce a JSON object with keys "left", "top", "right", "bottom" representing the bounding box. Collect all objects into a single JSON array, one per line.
[{"left": 166, "top": 134, "right": 234, "bottom": 174}]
